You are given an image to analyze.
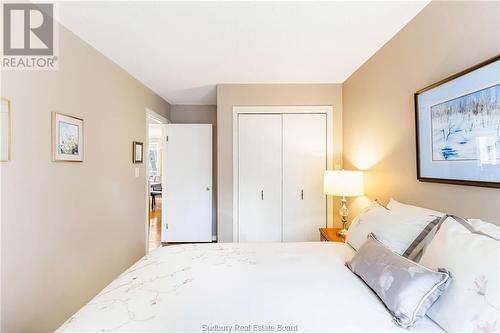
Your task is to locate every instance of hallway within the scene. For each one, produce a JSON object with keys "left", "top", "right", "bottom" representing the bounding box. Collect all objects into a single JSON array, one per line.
[{"left": 148, "top": 198, "right": 162, "bottom": 252}]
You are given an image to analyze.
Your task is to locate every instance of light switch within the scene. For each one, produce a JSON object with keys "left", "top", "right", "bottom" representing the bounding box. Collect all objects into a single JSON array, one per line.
[{"left": 135, "top": 167, "right": 140, "bottom": 177}]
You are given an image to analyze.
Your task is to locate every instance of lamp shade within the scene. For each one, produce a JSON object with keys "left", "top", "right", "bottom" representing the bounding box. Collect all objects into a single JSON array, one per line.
[{"left": 324, "top": 170, "right": 364, "bottom": 197}]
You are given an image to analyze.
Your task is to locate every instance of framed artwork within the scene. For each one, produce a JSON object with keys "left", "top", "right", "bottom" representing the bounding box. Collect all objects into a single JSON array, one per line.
[
  {"left": 133, "top": 141, "right": 144, "bottom": 163},
  {"left": 415, "top": 55, "right": 500, "bottom": 188},
  {"left": 148, "top": 142, "right": 161, "bottom": 176},
  {"left": 1, "top": 98, "right": 11, "bottom": 162},
  {"left": 52, "top": 112, "right": 84, "bottom": 162}
]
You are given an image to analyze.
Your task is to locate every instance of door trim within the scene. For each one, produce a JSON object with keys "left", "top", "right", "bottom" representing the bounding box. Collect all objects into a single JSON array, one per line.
[
  {"left": 145, "top": 108, "right": 169, "bottom": 253},
  {"left": 232, "top": 106, "right": 334, "bottom": 242}
]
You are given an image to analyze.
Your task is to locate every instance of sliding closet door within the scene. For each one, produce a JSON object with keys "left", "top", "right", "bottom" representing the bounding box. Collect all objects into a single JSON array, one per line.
[
  {"left": 238, "top": 114, "right": 282, "bottom": 242},
  {"left": 283, "top": 114, "right": 327, "bottom": 241}
]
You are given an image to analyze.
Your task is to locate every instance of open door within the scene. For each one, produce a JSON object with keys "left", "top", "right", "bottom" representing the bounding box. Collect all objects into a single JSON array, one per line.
[{"left": 162, "top": 124, "right": 212, "bottom": 242}]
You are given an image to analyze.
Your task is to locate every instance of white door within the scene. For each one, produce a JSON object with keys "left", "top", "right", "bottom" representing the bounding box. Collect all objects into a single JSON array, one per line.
[
  {"left": 238, "top": 114, "right": 282, "bottom": 242},
  {"left": 162, "top": 124, "right": 212, "bottom": 242},
  {"left": 283, "top": 114, "right": 327, "bottom": 241}
]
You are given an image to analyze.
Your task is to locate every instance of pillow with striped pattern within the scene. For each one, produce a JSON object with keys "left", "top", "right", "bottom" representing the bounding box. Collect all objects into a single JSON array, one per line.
[
  {"left": 347, "top": 206, "right": 443, "bottom": 260},
  {"left": 387, "top": 198, "right": 445, "bottom": 218},
  {"left": 420, "top": 215, "right": 500, "bottom": 333}
]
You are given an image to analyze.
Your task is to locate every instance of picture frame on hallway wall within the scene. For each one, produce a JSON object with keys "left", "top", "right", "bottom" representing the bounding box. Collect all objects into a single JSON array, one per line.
[
  {"left": 0, "top": 98, "right": 11, "bottom": 162},
  {"left": 415, "top": 55, "right": 500, "bottom": 188},
  {"left": 52, "top": 112, "right": 84, "bottom": 162},
  {"left": 133, "top": 141, "right": 144, "bottom": 163}
]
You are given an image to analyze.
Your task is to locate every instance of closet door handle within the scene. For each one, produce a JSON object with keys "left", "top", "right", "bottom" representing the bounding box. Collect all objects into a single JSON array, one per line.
[
  {"left": 260, "top": 190, "right": 264, "bottom": 200},
  {"left": 301, "top": 189, "right": 304, "bottom": 200}
]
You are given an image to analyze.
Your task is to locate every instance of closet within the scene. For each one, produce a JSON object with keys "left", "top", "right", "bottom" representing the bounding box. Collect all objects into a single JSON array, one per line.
[{"left": 237, "top": 112, "right": 327, "bottom": 242}]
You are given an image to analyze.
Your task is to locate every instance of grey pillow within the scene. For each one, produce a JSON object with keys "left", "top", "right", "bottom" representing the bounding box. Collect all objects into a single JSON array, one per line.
[{"left": 347, "top": 234, "right": 452, "bottom": 329}]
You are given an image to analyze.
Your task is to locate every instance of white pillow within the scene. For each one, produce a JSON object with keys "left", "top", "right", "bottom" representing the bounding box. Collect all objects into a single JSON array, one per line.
[
  {"left": 346, "top": 204, "right": 440, "bottom": 257},
  {"left": 420, "top": 216, "right": 500, "bottom": 333},
  {"left": 469, "top": 218, "right": 500, "bottom": 239},
  {"left": 387, "top": 198, "right": 445, "bottom": 217}
]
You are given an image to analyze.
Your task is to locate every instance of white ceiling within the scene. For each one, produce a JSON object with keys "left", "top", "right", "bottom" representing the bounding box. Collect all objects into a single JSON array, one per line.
[{"left": 58, "top": 1, "right": 429, "bottom": 105}]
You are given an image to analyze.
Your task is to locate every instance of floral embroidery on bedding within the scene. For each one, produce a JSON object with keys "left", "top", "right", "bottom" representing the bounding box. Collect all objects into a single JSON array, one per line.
[
  {"left": 58, "top": 245, "right": 257, "bottom": 332},
  {"left": 470, "top": 275, "right": 500, "bottom": 333}
]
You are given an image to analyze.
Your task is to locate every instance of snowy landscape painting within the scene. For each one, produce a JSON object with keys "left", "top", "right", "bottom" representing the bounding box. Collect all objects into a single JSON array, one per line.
[
  {"left": 431, "top": 84, "right": 500, "bottom": 163},
  {"left": 416, "top": 56, "right": 500, "bottom": 187}
]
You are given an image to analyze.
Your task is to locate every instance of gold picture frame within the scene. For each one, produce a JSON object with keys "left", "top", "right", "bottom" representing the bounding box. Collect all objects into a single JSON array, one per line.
[
  {"left": 52, "top": 112, "right": 84, "bottom": 162},
  {"left": 0, "top": 97, "right": 11, "bottom": 162}
]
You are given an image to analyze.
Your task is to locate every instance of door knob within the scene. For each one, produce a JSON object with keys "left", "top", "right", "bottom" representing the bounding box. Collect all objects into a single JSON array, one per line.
[{"left": 206, "top": 186, "right": 211, "bottom": 191}]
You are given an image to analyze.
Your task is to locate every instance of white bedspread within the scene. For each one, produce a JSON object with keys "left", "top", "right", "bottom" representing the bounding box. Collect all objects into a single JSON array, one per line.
[{"left": 57, "top": 242, "right": 443, "bottom": 332}]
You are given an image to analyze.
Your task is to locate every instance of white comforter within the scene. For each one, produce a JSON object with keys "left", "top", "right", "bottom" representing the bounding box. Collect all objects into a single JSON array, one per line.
[{"left": 57, "top": 242, "right": 443, "bottom": 332}]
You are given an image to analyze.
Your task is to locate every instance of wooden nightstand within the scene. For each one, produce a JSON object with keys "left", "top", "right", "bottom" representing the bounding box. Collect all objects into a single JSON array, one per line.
[{"left": 319, "top": 228, "right": 346, "bottom": 242}]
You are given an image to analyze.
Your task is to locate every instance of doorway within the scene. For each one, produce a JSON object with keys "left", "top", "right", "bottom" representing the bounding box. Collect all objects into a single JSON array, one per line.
[{"left": 146, "top": 109, "right": 168, "bottom": 252}]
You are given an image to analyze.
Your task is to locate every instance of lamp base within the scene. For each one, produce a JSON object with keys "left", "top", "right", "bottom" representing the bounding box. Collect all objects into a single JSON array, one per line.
[
  {"left": 338, "top": 196, "right": 348, "bottom": 238},
  {"left": 337, "top": 228, "right": 347, "bottom": 237}
]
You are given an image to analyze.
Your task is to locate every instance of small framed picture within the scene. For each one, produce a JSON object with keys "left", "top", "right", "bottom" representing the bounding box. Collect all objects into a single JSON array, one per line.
[
  {"left": 1, "top": 98, "right": 11, "bottom": 162},
  {"left": 52, "top": 112, "right": 84, "bottom": 162},
  {"left": 133, "top": 141, "right": 144, "bottom": 163}
]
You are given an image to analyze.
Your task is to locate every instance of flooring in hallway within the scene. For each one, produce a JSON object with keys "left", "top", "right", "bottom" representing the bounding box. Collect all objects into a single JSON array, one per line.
[
  {"left": 148, "top": 198, "right": 162, "bottom": 252},
  {"left": 148, "top": 197, "right": 215, "bottom": 250}
]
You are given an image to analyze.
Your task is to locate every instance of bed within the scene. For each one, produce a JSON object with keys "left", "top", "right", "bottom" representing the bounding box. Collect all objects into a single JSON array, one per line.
[{"left": 57, "top": 242, "right": 443, "bottom": 332}]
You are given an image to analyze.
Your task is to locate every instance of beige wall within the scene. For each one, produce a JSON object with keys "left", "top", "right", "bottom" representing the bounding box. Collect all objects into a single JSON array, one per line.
[
  {"left": 170, "top": 105, "right": 218, "bottom": 238},
  {"left": 0, "top": 25, "right": 170, "bottom": 332},
  {"left": 343, "top": 1, "right": 500, "bottom": 224},
  {"left": 217, "top": 84, "right": 343, "bottom": 242}
]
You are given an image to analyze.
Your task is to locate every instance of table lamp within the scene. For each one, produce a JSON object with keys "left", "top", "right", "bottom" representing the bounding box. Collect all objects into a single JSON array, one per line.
[{"left": 324, "top": 170, "right": 364, "bottom": 237}]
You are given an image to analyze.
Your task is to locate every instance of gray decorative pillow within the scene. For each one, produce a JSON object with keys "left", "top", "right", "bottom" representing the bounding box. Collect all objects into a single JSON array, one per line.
[{"left": 347, "top": 234, "right": 452, "bottom": 329}]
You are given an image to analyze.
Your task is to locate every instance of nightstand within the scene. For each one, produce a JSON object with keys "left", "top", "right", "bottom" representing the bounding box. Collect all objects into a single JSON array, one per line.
[{"left": 319, "top": 228, "right": 346, "bottom": 242}]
